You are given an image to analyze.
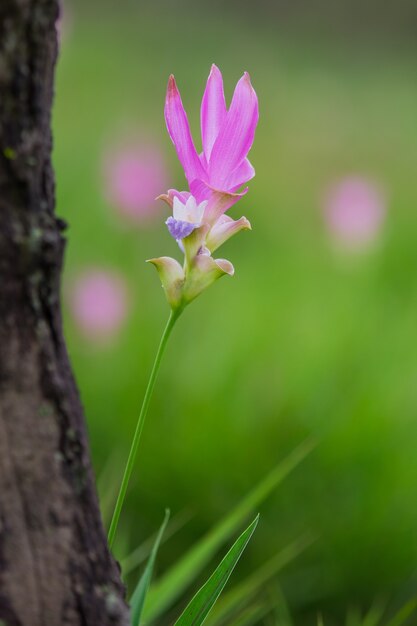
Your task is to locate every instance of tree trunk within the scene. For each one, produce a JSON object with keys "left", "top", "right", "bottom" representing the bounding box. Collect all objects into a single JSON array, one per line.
[{"left": 0, "top": 1, "right": 129, "bottom": 624}]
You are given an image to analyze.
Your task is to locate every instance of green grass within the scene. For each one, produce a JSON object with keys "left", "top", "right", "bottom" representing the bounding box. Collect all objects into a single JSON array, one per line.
[{"left": 54, "top": 4, "right": 417, "bottom": 624}]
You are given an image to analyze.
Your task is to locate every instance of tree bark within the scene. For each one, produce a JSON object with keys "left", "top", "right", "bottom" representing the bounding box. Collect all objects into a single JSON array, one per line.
[{"left": 0, "top": 1, "right": 129, "bottom": 624}]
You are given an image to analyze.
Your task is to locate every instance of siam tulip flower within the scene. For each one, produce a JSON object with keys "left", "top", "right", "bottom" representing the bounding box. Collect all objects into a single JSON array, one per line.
[
  {"left": 103, "top": 140, "right": 169, "bottom": 224},
  {"left": 323, "top": 176, "right": 386, "bottom": 251},
  {"left": 68, "top": 268, "right": 129, "bottom": 344},
  {"left": 149, "top": 65, "right": 258, "bottom": 312},
  {"left": 108, "top": 68, "right": 258, "bottom": 547}
]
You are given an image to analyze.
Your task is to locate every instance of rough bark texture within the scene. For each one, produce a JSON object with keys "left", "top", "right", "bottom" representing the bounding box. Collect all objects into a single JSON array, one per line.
[{"left": 0, "top": 1, "right": 129, "bottom": 624}]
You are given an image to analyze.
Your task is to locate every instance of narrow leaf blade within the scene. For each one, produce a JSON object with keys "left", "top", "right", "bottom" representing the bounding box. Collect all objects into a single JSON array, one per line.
[
  {"left": 385, "top": 599, "right": 417, "bottom": 626},
  {"left": 130, "top": 509, "right": 170, "bottom": 626},
  {"left": 121, "top": 509, "right": 192, "bottom": 576},
  {"left": 231, "top": 604, "right": 270, "bottom": 626},
  {"left": 144, "top": 439, "right": 315, "bottom": 621},
  {"left": 174, "top": 515, "right": 259, "bottom": 626},
  {"left": 206, "top": 533, "right": 313, "bottom": 625}
]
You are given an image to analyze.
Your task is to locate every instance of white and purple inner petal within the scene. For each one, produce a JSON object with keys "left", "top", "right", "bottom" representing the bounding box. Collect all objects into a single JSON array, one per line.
[
  {"left": 166, "top": 196, "right": 208, "bottom": 240},
  {"left": 166, "top": 217, "right": 198, "bottom": 240}
]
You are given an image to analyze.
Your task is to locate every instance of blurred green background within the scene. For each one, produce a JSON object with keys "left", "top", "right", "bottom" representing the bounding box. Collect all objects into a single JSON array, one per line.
[{"left": 55, "top": 1, "right": 417, "bottom": 623}]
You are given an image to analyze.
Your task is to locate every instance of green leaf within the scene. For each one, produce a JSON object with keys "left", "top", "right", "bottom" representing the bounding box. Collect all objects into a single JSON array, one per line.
[
  {"left": 143, "top": 439, "right": 315, "bottom": 621},
  {"left": 345, "top": 602, "right": 385, "bottom": 626},
  {"left": 130, "top": 509, "right": 170, "bottom": 626},
  {"left": 174, "top": 515, "right": 259, "bottom": 626},
  {"left": 121, "top": 509, "right": 192, "bottom": 576},
  {"left": 272, "top": 584, "right": 294, "bottom": 626},
  {"left": 97, "top": 450, "right": 125, "bottom": 530},
  {"left": 346, "top": 608, "right": 362, "bottom": 626},
  {"left": 385, "top": 598, "right": 417, "bottom": 626},
  {"left": 206, "top": 533, "right": 313, "bottom": 625},
  {"left": 229, "top": 604, "right": 270, "bottom": 626},
  {"left": 361, "top": 602, "right": 386, "bottom": 626}
]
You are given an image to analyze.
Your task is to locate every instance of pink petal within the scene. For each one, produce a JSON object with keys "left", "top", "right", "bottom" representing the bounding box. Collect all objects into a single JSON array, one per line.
[
  {"left": 205, "top": 188, "right": 248, "bottom": 224},
  {"left": 190, "top": 179, "right": 248, "bottom": 225},
  {"left": 206, "top": 215, "right": 251, "bottom": 252},
  {"left": 224, "top": 158, "right": 255, "bottom": 191},
  {"left": 165, "top": 75, "right": 205, "bottom": 184},
  {"left": 157, "top": 188, "right": 191, "bottom": 208},
  {"left": 215, "top": 258, "right": 235, "bottom": 276},
  {"left": 199, "top": 151, "right": 208, "bottom": 170},
  {"left": 169, "top": 188, "right": 191, "bottom": 204},
  {"left": 208, "top": 72, "right": 258, "bottom": 188},
  {"left": 200, "top": 64, "right": 227, "bottom": 161},
  {"left": 189, "top": 179, "right": 212, "bottom": 203}
]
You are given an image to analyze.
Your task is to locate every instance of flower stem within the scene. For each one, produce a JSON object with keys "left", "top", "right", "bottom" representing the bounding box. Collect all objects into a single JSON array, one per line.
[{"left": 108, "top": 309, "right": 180, "bottom": 548}]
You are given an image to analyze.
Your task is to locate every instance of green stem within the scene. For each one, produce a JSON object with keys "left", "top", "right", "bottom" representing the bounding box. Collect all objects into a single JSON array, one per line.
[{"left": 108, "top": 309, "right": 180, "bottom": 548}]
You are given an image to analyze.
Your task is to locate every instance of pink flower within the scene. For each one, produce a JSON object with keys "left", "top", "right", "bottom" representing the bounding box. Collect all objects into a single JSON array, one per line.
[
  {"left": 149, "top": 66, "right": 257, "bottom": 312},
  {"left": 103, "top": 142, "right": 169, "bottom": 224},
  {"left": 323, "top": 177, "right": 386, "bottom": 250},
  {"left": 69, "top": 269, "right": 129, "bottom": 343},
  {"left": 164, "top": 64, "right": 259, "bottom": 223}
]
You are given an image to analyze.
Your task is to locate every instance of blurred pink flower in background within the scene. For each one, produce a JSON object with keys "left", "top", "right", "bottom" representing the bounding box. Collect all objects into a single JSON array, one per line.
[
  {"left": 69, "top": 269, "right": 129, "bottom": 344},
  {"left": 103, "top": 140, "right": 169, "bottom": 224},
  {"left": 56, "top": 1, "right": 72, "bottom": 45},
  {"left": 323, "top": 176, "right": 387, "bottom": 250}
]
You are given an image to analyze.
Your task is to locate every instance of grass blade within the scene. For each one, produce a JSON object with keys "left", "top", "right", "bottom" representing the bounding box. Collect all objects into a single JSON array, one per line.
[
  {"left": 272, "top": 584, "right": 294, "bottom": 626},
  {"left": 229, "top": 604, "right": 270, "bottom": 626},
  {"left": 174, "top": 515, "right": 259, "bottom": 626},
  {"left": 385, "top": 598, "right": 417, "bottom": 626},
  {"left": 361, "top": 601, "right": 386, "bottom": 626},
  {"left": 121, "top": 509, "right": 192, "bottom": 576},
  {"left": 97, "top": 450, "right": 125, "bottom": 529},
  {"left": 206, "top": 533, "right": 313, "bottom": 625},
  {"left": 143, "top": 439, "right": 315, "bottom": 621},
  {"left": 130, "top": 509, "right": 170, "bottom": 626}
]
